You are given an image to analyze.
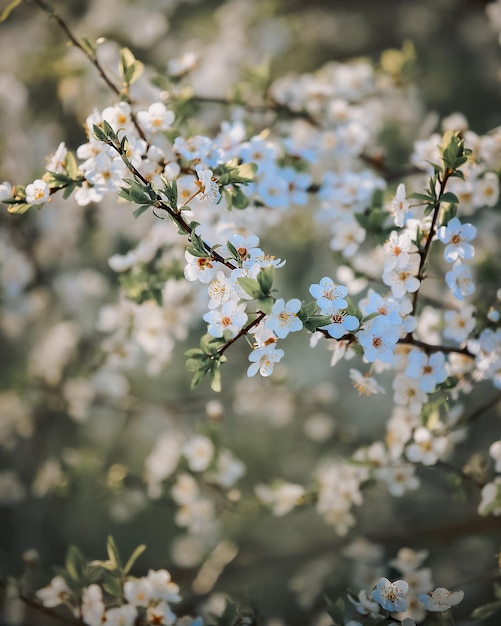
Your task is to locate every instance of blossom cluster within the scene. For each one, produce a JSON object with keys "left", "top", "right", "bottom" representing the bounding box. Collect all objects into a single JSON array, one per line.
[
  {"left": 35, "top": 566, "right": 196, "bottom": 626},
  {"left": 1, "top": 3, "right": 501, "bottom": 625},
  {"left": 348, "top": 547, "right": 464, "bottom": 625}
]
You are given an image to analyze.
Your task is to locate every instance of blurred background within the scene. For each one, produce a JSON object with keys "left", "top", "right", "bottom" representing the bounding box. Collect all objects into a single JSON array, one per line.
[{"left": 1, "top": 0, "right": 501, "bottom": 624}]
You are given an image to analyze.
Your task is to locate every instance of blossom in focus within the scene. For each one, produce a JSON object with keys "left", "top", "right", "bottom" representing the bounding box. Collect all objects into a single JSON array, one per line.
[
  {"left": 25, "top": 179, "right": 50, "bottom": 205},
  {"left": 203, "top": 301, "right": 247, "bottom": 339},
  {"left": 247, "top": 344, "right": 284, "bottom": 377},
  {"left": 436, "top": 217, "right": 476, "bottom": 262},
  {"left": 372, "top": 577, "right": 409, "bottom": 612},
  {"left": 265, "top": 298, "right": 303, "bottom": 339},
  {"left": 309, "top": 277, "right": 348, "bottom": 312},
  {"left": 321, "top": 310, "right": 360, "bottom": 339},
  {"left": 357, "top": 317, "right": 400, "bottom": 363}
]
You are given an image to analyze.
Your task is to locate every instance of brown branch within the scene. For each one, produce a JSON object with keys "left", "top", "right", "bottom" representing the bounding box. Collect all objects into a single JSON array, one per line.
[
  {"left": 410, "top": 168, "right": 452, "bottom": 316},
  {"left": 104, "top": 136, "right": 237, "bottom": 271},
  {"left": 218, "top": 312, "right": 267, "bottom": 357},
  {"left": 397, "top": 335, "right": 474, "bottom": 358}
]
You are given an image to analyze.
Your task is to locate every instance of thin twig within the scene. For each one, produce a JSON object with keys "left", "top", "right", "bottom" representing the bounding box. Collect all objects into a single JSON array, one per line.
[
  {"left": 32, "top": 0, "right": 148, "bottom": 143},
  {"left": 457, "top": 391, "right": 501, "bottom": 427}
]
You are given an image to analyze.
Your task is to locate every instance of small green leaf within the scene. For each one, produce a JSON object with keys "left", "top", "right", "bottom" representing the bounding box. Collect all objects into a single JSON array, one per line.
[
  {"left": 119, "top": 48, "right": 144, "bottom": 86},
  {"left": 439, "top": 191, "right": 459, "bottom": 204},
  {"left": 304, "top": 314, "right": 332, "bottom": 332},
  {"left": 0, "top": 0, "right": 24, "bottom": 22},
  {"left": 324, "top": 595, "right": 344, "bottom": 626},
  {"left": 92, "top": 124, "right": 107, "bottom": 142},
  {"left": 237, "top": 277, "right": 263, "bottom": 299},
  {"left": 7, "top": 202, "right": 32, "bottom": 215},
  {"left": 81, "top": 37, "right": 97, "bottom": 58},
  {"left": 133, "top": 205, "right": 150, "bottom": 219},
  {"left": 441, "top": 203, "right": 458, "bottom": 224},
  {"left": 256, "top": 297, "right": 274, "bottom": 315},
  {"left": 226, "top": 240, "right": 241, "bottom": 262},
  {"left": 106, "top": 535, "right": 122, "bottom": 571},
  {"left": 234, "top": 162, "right": 257, "bottom": 182},
  {"left": 470, "top": 599, "right": 501, "bottom": 621},
  {"left": 124, "top": 544, "right": 147, "bottom": 575},
  {"left": 257, "top": 266, "right": 275, "bottom": 296},
  {"left": 102, "top": 572, "right": 123, "bottom": 599},
  {"left": 298, "top": 301, "right": 317, "bottom": 322},
  {"left": 210, "top": 362, "right": 222, "bottom": 393},
  {"left": 411, "top": 192, "right": 434, "bottom": 203},
  {"left": 65, "top": 545, "right": 87, "bottom": 582},
  {"left": 230, "top": 186, "right": 250, "bottom": 209}
]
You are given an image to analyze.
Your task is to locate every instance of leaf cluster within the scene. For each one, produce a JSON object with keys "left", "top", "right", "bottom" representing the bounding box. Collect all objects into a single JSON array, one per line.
[
  {"left": 215, "top": 161, "right": 256, "bottom": 210},
  {"left": 185, "top": 334, "right": 228, "bottom": 392},
  {"left": 44, "top": 152, "right": 84, "bottom": 199},
  {"left": 119, "top": 177, "right": 156, "bottom": 217},
  {"left": 51, "top": 537, "right": 146, "bottom": 605},
  {"left": 119, "top": 47, "right": 144, "bottom": 90},
  {"left": 237, "top": 266, "right": 275, "bottom": 314},
  {"left": 119, "top": 264, "right": 181, "bottom": 305}
]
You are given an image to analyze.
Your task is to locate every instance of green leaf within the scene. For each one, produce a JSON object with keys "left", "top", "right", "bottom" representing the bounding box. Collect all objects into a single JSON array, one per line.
[
  {"left": 190, "top": 368, "right": 208, "bottom": 389},
  {"left": 439, "top": 191, "right": 459, "bottom": 204},
  {"left": 470, "top": 600, "right": 501, "bottom": 621},
  {"left": 230, "top": 186, "right": 250, "bottom": 209},
  {"left": 101, "top": 120, "right": 117, "bottom": 141},
  {"left": 237, "top": 277, "right": 263, "bottom": 299},
  {"left": 62, "top": 183, "right": 76, "bottom": 200},
  {"left": 234, "top": 162, "right": 257, "bottom": 182},
  {"left": 324, "top": 595, "right": 344, "bottom": 626},
  {"left": 92, "top": 124, "right": 107, "bottom": 142},
  {"left": 0, "top": 0, "right": 24, "bottom": 22},
  {"left": 256, "top": 297, "right": 274, "bottom": 315},
  {"left": 133, "top": 205, "right": 150, "bottom": 219},
  {"left": 226, "top": 240, "right": 241, "bottom": 262},
  {"left": 298, "top": 301, "right": 317, "bottom": 322},
  {"left": 106, "top": 536, "right": 122, "bottom": 571},
  {"left": 186, "top": 356, "right": 210, "bottom": 372},
  {"left": 7, "top": 202, "right": 32, "bottom": 215},
  {"left": 441, "top": 203, "right": 458, "bottom": 224},
  {"left": 257, "top": 266, "right": 275, "bottom": 296},
  {"left": 119, "top": 48, "right": 144, "bottom": 86},
  {"left": 411, "top": 192, "right": 434, "bottom": 204},
  {"left": 65, "top": 545, "right": 87, "bottom": 582},
  {"left": 64, "top": 151, "right": 79, "bottom": 179},
  {"left": 210, "top": 361, "right": 222, "bottom": 393},
  {"left": 81, "top": 36, "right": 97, "bottom": 58},
  {"left": 102, "top": 572, "right": 123, "bottom": 600},
  {"left": 304, "top": 314, "right": 332, "bottom": 332},
  {"left": 124, "top": 544, "right": 147, "bottom": 575}
]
